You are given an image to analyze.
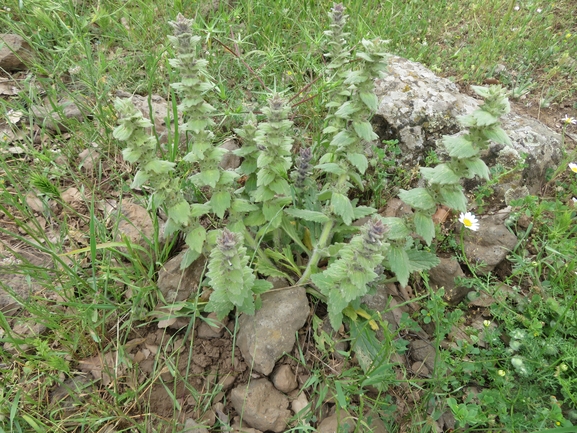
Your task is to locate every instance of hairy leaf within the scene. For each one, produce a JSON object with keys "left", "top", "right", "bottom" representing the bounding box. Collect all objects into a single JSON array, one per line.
[
  {"left": 284, "top": 208, "right": 330, "bottom": 223},
  {"left": 388, "top": 245, "right": 410, "bottom": 287},
  {"left": 398, "top": 188, "right": 436, "bottom": 211},
  {"left": 332, "top": 192, "right": 355, "bottom": 225},
  {"left": 346, "top": 153, "right": 369, "bottom": 174},
  {"left": 414, "top": 212, "right": 435, "bottom": 245},
  {"left": 353, "top": 121, "right": 378, "bottom": 141},
  {"left": 210, "top": 191, "right": 231, "bottom": 218}
]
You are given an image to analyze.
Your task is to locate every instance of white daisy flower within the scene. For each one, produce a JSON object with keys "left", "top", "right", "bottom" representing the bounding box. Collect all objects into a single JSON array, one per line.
[
  {"left": 459, "top": 212, "right": 480, "bottom": 231},
  {"left": 562, "top": 115, "right": 577, "bottom": 125},
  {"left": 569, "top": 162, "right": 577, "bottom": 173}
]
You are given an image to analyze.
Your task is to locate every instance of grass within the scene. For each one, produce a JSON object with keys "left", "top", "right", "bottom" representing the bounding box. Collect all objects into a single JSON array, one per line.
[{"left": 1, "top": 0, "right": 577, "bottom": 432}]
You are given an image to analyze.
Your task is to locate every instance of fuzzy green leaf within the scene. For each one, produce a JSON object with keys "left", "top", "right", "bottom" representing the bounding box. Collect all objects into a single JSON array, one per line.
[
  {"left": 327, "top": 293, "right": 348, "bottom": 331},
  {"left": 256, "top": 261, "right": 292, "bottom": 280},
  {"left": 398, "top": 188, "right": 436, "bottom": 211},
  {"left": 204, "top": 288, "right": 235, "bottom": 320},
  {"left": 406, "top": 249, "right": 440, "bottom": 272},
  {"left": 190, "top": 203, "right": 212, "bottom": 217},
  {"left": 268, "top": 178, "right": 291, "bottom": 196},
  {"left": 353, "top": 121, "right": 378, "bottom": 142},
  {"left": 284, "top": 208, "right": 330, "bottom": 223},
  {"left": 420, "top": 164, "right": 461, "bottom": 185},
  {"left": 388, "top": 245, "right": 411, "bottom": 287},
  {"left": 168, "top": 200, "right": 190, "bottom": 226},
  {"left": 210, "top": 191, "right": 231, "bottom": 218},
  {"left": 257, "top": 169, "right": 276, "bottom": 187},
  {"left": 464, "top": 157, "right": 490, "bottom": 180},
  {"left": 483, "top": 126, "right": 511, "bottom": 146},
  {"left": 199, "top": 169, "right": 220, "bottom": 188},
  {"left": 414, "top": 212, "right": 435, "bottom": 246},
  {"left": 262, "top": 202, "right": 284, "bottom": 222},
  {"left": 231, "top": 199, "right": 259, "bottom": 213},
  {"left": 472, "top": 110, "right": 498, "bottom": 126},
  {"left": 349, "top": 171, "right": 364, "bottom": 190},
  {"left": 131, "top": 170, "right": 150, "bottom": 189},
  {"left": 329, "top": 130, "right": 356, "bottom": 149},
  {"left": 144, "top": 159, "right": 176, "bottom": 174},
  {"left": 346, "top": 153, "right": 369, "bottom": 174},
  {"left": 244, "top": 209, "right": 266, "bottom": 226},
  {"left": 471, "top": 85, "right": 491, "bottom": 98},
  {"left": 180, "top": 248, "right": 201, "bottom": 270},
  {"left": 122, "top": 147, "right": 144, "bottom": 164},
  {"left": 381, "top": 217, "right": 410, "bottom": 240},
  {"left": 185, "top": 225, "right": 206, "bottom": 253},
  {"left": 439, "top": 185, "right": 467, "bottom": 212},
  {"left": 252, "top": 279, "right": 273, "bottom": 295},
  {"left": 332, "top": 192, "right": 355, "bottom": 225},
  {"left": 352, "top": 205, "right": 376, "bottom": 219},
  {"left": 335, "top": 101, "right": 360, "bottom": 118},
  {"left": 359, "top": 91, "right": 378, "bottom": 112},
  {"left": 113, "top": 123, "right": 134, "bottom": 141},
  {"left": 315, "top": 163, "right": 346, "bottom": 175},
  {"left": 443, "top": 135, "right": 479, "bottom": 158}
]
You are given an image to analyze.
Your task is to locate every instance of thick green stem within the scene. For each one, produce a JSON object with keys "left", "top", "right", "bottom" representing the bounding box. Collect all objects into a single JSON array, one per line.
[{"left": 298, "top": 219, "right": 335, "bottom": 285}]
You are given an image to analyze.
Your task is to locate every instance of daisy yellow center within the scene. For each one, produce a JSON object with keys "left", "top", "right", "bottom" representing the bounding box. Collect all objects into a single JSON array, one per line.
[
  {"left": 463, "top": 218, "right": 474, "bottom": 227},
  {"left": 572, "top": 166, "right": 577, "bottom": 173}
]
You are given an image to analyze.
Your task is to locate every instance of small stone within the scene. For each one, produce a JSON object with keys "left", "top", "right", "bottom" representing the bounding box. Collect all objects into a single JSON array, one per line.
[
  {"left": 271, "top": 364, "right": 297, "bottom": 393},
  {"left": 236, "top": 284, "right": 309, "bottom": 375},
  {"left": 0, "top": 34, "right": 31, "bottom": 71},
  {"left": 428, "top": 256, "right": 469, "bottom": 304},
  {"left": 197, "top": 313, "right": 229, "bottom": 338},
  {"left": 411, "top": 361, "right": 430, "bottom": 377},
  {"left": 290, "top": 391, "right": 309, "bottom": 416},
  {"left": 78, "top": 148, "right": 100, "bottom": 172},
  {"left": 26, "top": 192, "right": 45, "bottom": 213},
  {"left": 156, "top": 251, "right": 207, "bottom": 305},
  {"left": 112, "top": 201, "right": 154, "bottom": 262},
  {"left": 218, "top": 374, "right": 236, "bottom": 391},
  {"left": 49, "top": 376, "right": 94, "bottom": 414},
  {"left": 61, "top": 187, "right": 84, "bottom": 212},
  {"left": 317, "top": 408, "right": 356, "bottom": 433},
  {"left": 410, "top": 340, "right": 437, "bottom": 372},
  {"left": 183, "top": 419, "right": 209, "bottom": 433},
  {"left": 219, "top": 138, "right": 241, "bottom": 170},
  {"left": 230, "top": 379, "right": 291, "bottom": 433}
]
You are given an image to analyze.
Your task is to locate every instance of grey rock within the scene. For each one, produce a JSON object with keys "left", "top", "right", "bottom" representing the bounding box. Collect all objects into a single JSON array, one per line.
[
  {"left": 197, "top": 313, "right": 229, "bottom": 339},
  {"left": 271, "top": 364, "right": 297, "bottom": 393},
  {"left": 462, "top": 209, "right": 518, "bottom": 275},
  {"left": 157, "top": 251, "right": 207, "bottom": 303},
  {"left": 230, "top": 379, "right": 291, "bottom": 433},
  {"left": 366, "top": 412, "right": 390, "bottom": 433},
  {"left": 361, "top": 283, "right": 409, "bottom": 331},
  {"left": 317, "top": 408, "right": 356, "bottom": 433},
  {"left": 111, "top": 201, "right": 154, "bottom": 262},
  {"left": 78, "top": 148, "right": 100, "bottom": 172},
  {"left": 0, "top": 34, "right": 31, "bottom": 71},
  {"left": 49, "top": 376, "right": 94, "bottom": 414},
  {"left": 374, "top": 56, "right": 562, "bottom": 195},
  {"left": 410, "top": 339, "right": 437, "bottom": 372},
  {"left": 183, "top": 418, "right": 209, "bottom": 433},
  {"left": 0, "top": 249, "right": 52, "bottom": 314},
  {"left": 428, "top": 256, "right": 470, "bottom": 304},
  {"left": 290, "top": 390, "right": 309, "bottom": 416},
  {"left": 237, "top": 285, "right": 309, "bottom": 375},
  {"left": 31, "top": 97, "right": 86, "bottom": 133},
  {"left": 219, "top": 138, "right": 242, "bottom": 170}
]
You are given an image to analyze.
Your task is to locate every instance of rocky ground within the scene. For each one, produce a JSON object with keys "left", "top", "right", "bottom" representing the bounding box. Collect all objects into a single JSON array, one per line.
[{"left": 1, "top": 32, "right": 576, "bottom": 432}]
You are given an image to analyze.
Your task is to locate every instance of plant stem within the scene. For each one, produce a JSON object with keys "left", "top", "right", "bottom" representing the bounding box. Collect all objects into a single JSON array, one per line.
[{"left": 297, "top": 219, "right": 335, "bottom": 285}]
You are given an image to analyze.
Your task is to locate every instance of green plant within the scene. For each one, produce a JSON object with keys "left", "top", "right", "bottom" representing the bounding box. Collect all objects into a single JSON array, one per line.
[{"left": 114, "top": 4, "right": 512, "bottom": 331}]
